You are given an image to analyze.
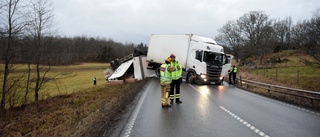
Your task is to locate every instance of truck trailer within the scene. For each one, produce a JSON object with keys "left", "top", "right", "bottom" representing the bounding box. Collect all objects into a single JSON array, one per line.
[{"left": 146, "top": 34, "right": 231, "bottom": 84}]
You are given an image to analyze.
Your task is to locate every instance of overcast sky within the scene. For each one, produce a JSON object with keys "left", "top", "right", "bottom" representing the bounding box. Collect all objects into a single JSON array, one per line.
[{"left": 52, "top": 0, "right": 319, "bottom": 45}]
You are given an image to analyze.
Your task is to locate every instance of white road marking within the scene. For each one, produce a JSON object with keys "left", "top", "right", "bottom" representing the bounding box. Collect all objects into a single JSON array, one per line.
[
  {"left": 220, "top": 106, "right": 270, "bottom": 137},
  {"left": 188, "top": 83, "right": 271, "bottom": 137},
  {"left": 121, "top": 82, "right": 151, "bottom": 137}
]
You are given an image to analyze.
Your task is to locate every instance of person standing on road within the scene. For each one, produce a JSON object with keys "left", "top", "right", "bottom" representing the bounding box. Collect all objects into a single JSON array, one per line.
[
  {"left": 228, "top": 67, "right": 233, "bottom": 84},
  {"left": 160, "top": 57, "right": 176, "bottom": 108},
  {"left": 232, "top": 65, "right": 237, "bottom": 84},
  {"left": 169, "top": 54, "right": 182, "bottom": 104},
  {"left": 93, "top": 76, "right": 97, "bottom": 85}
]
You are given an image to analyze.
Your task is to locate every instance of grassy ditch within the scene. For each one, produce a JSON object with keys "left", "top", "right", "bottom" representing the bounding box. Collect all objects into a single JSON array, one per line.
[
  {"left": 0, "top": 79, "right": 148, "bottom": 136},
  {"left": 0, "top": 63, "right": 109, "bottom": 108},
  {"left": 230, "top": 50, "right": 320, "bottom": 110},
  {"left": 237, "top": 50, "right": 320, "bottom": 92}
]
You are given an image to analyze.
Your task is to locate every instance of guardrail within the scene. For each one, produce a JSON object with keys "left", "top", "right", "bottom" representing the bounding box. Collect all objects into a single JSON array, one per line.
[{"left": 235, "top": 75, "right": 320, "bottom": 110}]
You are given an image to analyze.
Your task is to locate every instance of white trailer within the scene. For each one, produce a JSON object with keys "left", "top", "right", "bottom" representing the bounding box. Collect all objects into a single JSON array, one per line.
[{"left": 146, "top": 34, "right": 231, "bottom": 84}]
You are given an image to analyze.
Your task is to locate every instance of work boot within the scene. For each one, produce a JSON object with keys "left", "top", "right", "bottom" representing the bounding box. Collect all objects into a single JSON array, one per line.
[
  {"left": 176, "top": 99, "right": 182, "bottom": 103},
  {"left": 170, "top": 100, "right": 173, "bottom": 104},
  {"left": 162, "top": 105, "right": 171, "bottom": 108}
]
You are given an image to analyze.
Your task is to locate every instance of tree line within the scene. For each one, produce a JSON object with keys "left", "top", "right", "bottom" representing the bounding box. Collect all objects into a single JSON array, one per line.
[
  {"left": 215, "top": 9, "right": 320, "bottom": 66},
  {"left": 0, "top": 0, "right": 147, "bottom": 110},
  {"left": 14, "top": 36, "right": 147, "bottom": 65}
]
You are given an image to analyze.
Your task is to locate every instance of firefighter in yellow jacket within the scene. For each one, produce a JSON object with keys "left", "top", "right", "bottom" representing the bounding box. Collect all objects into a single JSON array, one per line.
[
  {"left": 169, "top": 54, "right": 182, "bottom": 104},
  {"left": 160, "top": 57, "right": 176, "bottom": 107}
]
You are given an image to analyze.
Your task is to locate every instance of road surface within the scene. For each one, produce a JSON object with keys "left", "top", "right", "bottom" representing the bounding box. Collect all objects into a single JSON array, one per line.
[{"left": 118, "top": 78, "right": 320, "bottom": 137}]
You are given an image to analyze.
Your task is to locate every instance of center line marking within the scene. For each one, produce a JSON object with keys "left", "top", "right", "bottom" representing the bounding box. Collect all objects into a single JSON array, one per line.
[{"left": 219, "top": 106, "right": 271, "bottom": 137}]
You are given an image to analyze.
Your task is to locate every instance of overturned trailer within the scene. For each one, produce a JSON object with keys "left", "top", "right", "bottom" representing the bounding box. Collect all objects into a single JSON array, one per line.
[{"left": 104, "top": 54, "right": 155, "bottom": 84}]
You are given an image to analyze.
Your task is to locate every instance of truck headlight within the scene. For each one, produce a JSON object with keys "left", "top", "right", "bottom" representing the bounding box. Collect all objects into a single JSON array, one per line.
[
  {"left": 219, "top": 76, "right": 223, "bottom": 81},
  {"left": 200, "top": 74, "right": 207, "bottom": 79}
]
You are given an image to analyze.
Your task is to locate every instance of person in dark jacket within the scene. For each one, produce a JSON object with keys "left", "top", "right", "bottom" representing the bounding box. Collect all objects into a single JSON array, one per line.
[
  {"left": 228, "top": 67, "right": 233, "bottom": 84},
  {"left": 93, "top": 76, "right": 97, "bottom": 85},
  {"left": 232, "top": 65, "right": 237, "bottom": 84}
]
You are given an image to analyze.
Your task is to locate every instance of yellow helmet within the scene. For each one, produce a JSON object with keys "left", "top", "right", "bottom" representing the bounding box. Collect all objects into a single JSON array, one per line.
[{"left": 165, "top": 57, "right": 171, "bottom": 63}]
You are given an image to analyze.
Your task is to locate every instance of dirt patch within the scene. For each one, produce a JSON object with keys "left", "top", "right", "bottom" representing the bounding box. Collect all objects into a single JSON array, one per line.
[{"left": 0, "top": 79, "right": 149, "bottom": 136}]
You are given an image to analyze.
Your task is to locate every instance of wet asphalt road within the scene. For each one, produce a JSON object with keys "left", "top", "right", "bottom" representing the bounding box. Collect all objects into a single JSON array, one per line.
[{"left": 119, "top": 78, "right": 320, "bottom": 137}]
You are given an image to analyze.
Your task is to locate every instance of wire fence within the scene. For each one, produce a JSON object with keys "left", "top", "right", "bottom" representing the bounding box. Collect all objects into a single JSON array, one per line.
[{"left": 248, "top": 67, "right": 320, "bottom": 91}]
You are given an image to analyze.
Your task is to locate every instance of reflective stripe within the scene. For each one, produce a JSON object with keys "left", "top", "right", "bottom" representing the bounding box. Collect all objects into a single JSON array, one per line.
[
  {"left": 171, "top": 61, "right": 182, "bottom": 80},
  {"left": 233, "top": 67, "right": 237, "bottom": 73},
  {"left": 170, "top": 95, "right": 174, "bottom": 99},
  {"left": 160, "top": 64, "right": 172, "bottom": 83},
  {"left": 176, "top": 94, "right": 180, "bottom": 98}
]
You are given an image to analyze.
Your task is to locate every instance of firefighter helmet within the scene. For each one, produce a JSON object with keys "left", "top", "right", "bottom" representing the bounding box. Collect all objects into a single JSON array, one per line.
[
  {"left": 170, "top": 54, "right": 175, "bottom": 58},
  {"left": 165, "top": 57, "right": 171, "bottom": 63}
]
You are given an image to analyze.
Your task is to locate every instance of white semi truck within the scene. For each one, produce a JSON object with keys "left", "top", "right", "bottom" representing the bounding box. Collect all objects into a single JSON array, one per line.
[{"left": 146, "top": 34, "right": 232, "bottom": 84}]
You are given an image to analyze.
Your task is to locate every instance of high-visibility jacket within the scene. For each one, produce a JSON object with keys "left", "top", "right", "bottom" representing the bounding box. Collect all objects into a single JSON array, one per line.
[
  {"left": 233, "top": 67, "right": 237, "bottom": 73},
  {"left": 160, "top": 64, "right": 172, "bottom": 83},
  {"left": 93, "top": 77, "right": 96, "bottom": 81},
  {"left": 229, "top": 68, "right": 233, "bottom": 74},
  {"left": 171, "top": 61, "right": 182, "bottom": 80}
]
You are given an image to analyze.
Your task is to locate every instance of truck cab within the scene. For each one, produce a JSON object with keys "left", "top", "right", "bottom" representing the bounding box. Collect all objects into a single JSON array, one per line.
[
  {"left": 146, "top": 34, "right": 231, "bottom": 85},
  {"left": 184, "top": 38, "right": 230, "bottom": 84}
]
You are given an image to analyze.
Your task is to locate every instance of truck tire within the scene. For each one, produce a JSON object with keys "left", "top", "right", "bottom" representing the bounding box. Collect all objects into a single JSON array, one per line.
[
  {"left": 187, "top": 72, "right": 195, "bottom": 84},
  {"left": 155, "top": 65, "right": 160, "bottom": 77}
]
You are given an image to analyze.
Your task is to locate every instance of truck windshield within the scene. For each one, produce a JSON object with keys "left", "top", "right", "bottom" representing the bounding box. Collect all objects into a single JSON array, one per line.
[{"left": 203, "top": 51, "right": 222, "bottom": 65}]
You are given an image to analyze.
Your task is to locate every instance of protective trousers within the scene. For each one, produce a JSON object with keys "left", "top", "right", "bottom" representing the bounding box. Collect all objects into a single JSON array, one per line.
[
  {"left": 229, "top": 73, "right": 232, "bottom": 84},
  {"left": 161, "top": 84, "right": 170, "bottom": 106},
  {"left": 233, "top": 73, "right": 237, "bottom": 84},
  {"left": 170, "top": 78, "right": 181, "bottom": 101}
]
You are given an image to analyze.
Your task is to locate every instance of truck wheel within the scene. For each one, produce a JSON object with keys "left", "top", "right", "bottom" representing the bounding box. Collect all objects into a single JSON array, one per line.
[
  {"left": 155, "top": 65, "right": 160, "bottom": 77},
  {"left": 187, "top": 72, "right": 195, "bottom": 84}
]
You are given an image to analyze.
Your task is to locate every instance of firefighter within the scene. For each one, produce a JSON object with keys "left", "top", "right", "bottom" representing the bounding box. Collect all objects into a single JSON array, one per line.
[
  {"left": 232, "top": 65, "right": 237, "bottom": 84},
  {"left": 169, "top": 54, "right": 182, "bottom": 104},
  {"left": 160, "top": 57, "right": 176, "bottom": 108},
  {"left": 93, "top": 76, "right": 97, "bottom": 85}
]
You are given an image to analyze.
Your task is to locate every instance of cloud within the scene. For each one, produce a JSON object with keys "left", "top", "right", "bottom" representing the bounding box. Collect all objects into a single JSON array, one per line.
[{"left": 52, "top": 0, "right": 320, "bottom": 44}]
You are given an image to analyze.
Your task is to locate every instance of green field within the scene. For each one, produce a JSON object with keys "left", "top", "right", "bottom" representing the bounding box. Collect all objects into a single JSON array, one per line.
[{"left": 0, "top": 63, "right": 109, "bottom": 108}]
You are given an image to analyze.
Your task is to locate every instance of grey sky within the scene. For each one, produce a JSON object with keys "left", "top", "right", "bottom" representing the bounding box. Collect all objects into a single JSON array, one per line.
[{"left": 53, "top": 0, "right": 319, "bottom": 45}]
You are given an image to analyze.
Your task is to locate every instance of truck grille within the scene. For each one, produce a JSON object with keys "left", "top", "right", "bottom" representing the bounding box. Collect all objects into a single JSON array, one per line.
[{"left": 207, "top": 65, "right": 221, "bottom": 81}]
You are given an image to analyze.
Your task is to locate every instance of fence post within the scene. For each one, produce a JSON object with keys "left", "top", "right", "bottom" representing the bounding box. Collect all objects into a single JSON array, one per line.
[
  {"left": 276, "top": 68, "right": 278, "bottom": 80},
  {"left": 297, "top": 70, "right": 299, "bottom": 85},
  {"left": 240, "top": 75, "right": 242, "bottom": 87}
]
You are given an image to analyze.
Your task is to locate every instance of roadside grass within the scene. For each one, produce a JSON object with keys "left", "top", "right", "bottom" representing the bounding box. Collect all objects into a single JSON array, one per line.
[
  {"left": 0, "top": 62, "right": 150, "bottom": 136},
  {"left": 0, "top": 80, "right": 148, "bottom": 136},
  {"left": 248, "top": 66, "right": 320, "bottom": 91},
  {"left": 236, "top": 50, "right": 320, "bottom": 92},
  {"left": 0, "top": 63, "right": 109, "bottom": 108}
]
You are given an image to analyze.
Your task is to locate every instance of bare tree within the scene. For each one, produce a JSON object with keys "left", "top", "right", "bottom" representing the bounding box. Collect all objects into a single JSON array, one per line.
[
  {"left": 292, "top": 8, "right": 320, "bottom": 65},
  {"left": 0, "top": 0, "right": 25, "bottom": 110},
  {"left": 216, "top": 21, "right": 243, "bottom": 62},
  {"left": 237, "top": 11, "right": 273, "bottom": 64},
  {"left": 307, "top": 8, "right": 320, "bottom": 64},
  {"left": 273, "top": 17, "right": 292, "bottom": 52},
  {"left": 26, "top": 0, "right": 55, "bottom": 101}
]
